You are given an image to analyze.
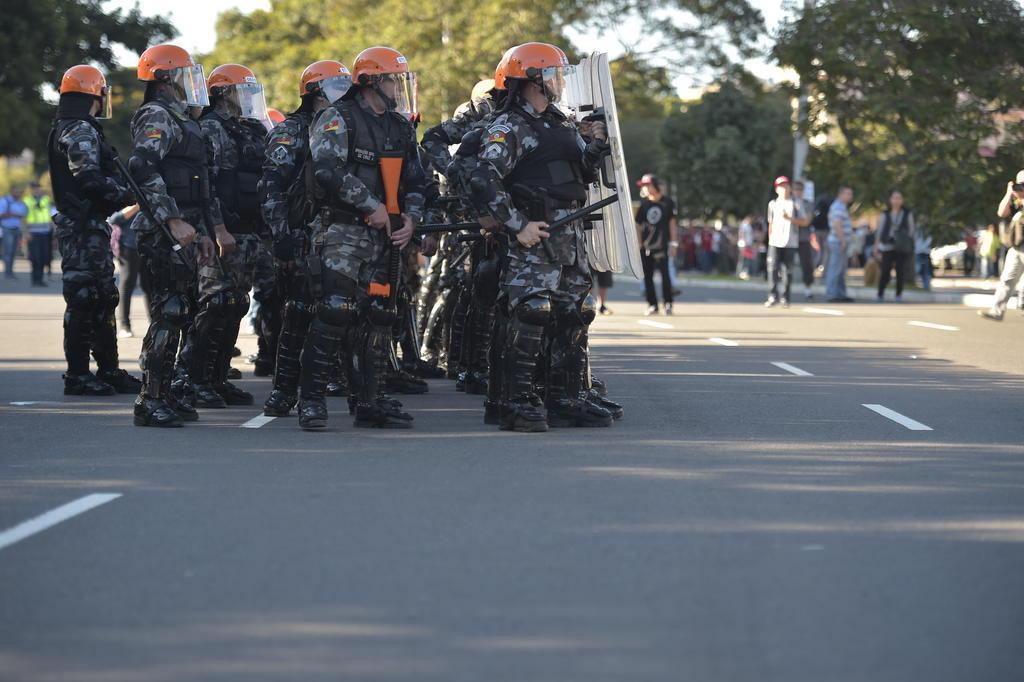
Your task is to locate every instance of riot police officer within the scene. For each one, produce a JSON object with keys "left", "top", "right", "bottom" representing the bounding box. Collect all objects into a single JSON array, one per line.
[
  {"left": 464, "top": 42, "right": 614, "bottom": 432},
  {"left": 188, "top": 63, "right": 271, "bottom": 408},
  {"left": 296, "top": 46, "right": 425, "bottom": 430},
  {"left": 48, "top": 65, "right": 142, "bottom": 396},
  {"left": 262, "top": 59, "right": 353, "bottom": 417},
  {"left": 129, "top": 44, "right": 215, "bottom": 427}
]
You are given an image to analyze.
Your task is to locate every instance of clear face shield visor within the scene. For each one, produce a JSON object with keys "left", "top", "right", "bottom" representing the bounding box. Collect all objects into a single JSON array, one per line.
[
  {"left": 540, "top": 65, "right": 571, "bottom": 103},
  {"left": 318, "top": 74, "right": 354, "bottom": 104},
  {"left": 220, "top": 81, "right": 269, "bottom": 121},
  {"left": 96, "top": 85, "right": 113, "bottom": 119},
  {"left": 374, "top": 72, "right": 418, "bottom": 119},
  {"left": 169, "top": 64, "right": 210, "bottom": 107}
]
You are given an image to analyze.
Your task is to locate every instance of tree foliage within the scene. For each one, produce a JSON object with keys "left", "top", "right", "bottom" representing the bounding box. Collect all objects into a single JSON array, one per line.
[
  {"left": 0, "top": 0, "right": 174, "bottom": 162},
  {"left": 205, "top": 0, "right": 582, "bottom": 127},
  {"left": 660, "top": 78, "right": 793, "bottom": 218},
  {"left": 775, "top": 0, "right": 1024, "bottom": 239}
]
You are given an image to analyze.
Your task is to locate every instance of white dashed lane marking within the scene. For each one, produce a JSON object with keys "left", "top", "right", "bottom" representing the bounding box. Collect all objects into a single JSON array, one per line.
[
  {"left": 803, "top": 307, "right": 845, "bottom": 316},
  {"left": 241, "top": 415, "right": 276, "bottom": 429},
  {"left": 771, "top": 362, "right": 813, "bottom": 377},
  {"left": 862, "top": 404, "right": 933, "bottom": 431},
  {"left": 0, "top": 494, "right": 122, "bottom": 552},
  {"left": 637, "top": 320, "right": 674, "bottom": 330},
  {"left": 908, "top": 320, "right": 959, "bottom": 332},
  {"left": 709, "top": 337, "right": 739, "bottom": 347}
]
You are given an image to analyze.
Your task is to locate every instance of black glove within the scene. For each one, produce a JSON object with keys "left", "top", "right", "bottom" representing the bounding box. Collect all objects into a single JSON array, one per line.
[{"left": 103, "top": 180, "right": 135, "bottom": 208}]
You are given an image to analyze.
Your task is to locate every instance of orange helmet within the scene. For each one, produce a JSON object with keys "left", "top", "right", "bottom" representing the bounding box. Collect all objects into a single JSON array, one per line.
[
  {"left": 502, "top": 42, "right": 570, "bottom": 102},
  {"left": 299, "top": 59, "right": 352, "bottom": 102},
  {"left": 207, "top": 64, "right": 268, "bottom": 121},
  {"left": 352, "top": 46, "right": 410, "bottom": 83},
  {"left": 207, "top": 63, "right": 256, "bottom": 92},
  {"left": 493, "top": 47, "right": 517, "bottom": 91},
  {"left": 59, "top": 65, "right": 112, "bottom": 118},
  {"left": 267, "top": 108, "right": 285, "bottom": 125},
  {"left": 138, "top": 43, "right": 195, "bottom": 81},
  {"left": 351, "top": 47, "right": 417, "bottom": 117},
  {"left": 503, "top": 42, "right": 569, "bottom": 81},
  {"left": 137, "top": 44, "right": 209, "bottom": 107}
]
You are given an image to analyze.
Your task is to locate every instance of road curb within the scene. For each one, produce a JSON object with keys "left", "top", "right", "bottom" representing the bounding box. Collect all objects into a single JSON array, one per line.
[{"left": 675, "top": 276, "right": 1012, "bottom": 307}]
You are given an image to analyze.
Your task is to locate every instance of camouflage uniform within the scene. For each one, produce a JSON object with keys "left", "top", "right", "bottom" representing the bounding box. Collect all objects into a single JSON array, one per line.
[
  {"left": 463, "top": 100, "right": 611, "bottom": 430},
  {"left": 47, "top": 112, "right": 139, "bottom": 394},
  {"left": 177, "top": 104, "right": 267, "bottom": 406},
  {"left": 416, "top": 100, "right": 495, "bottom": 377},
  {"left": 259, "top": 109, "right": 316, "bottom": 414},
  {"left": 419, "top": 97, "right": 493, "bottom": 175},
  {"left": 250, "top": 233, "right": 281, "bottom": 375},
  {"left": 297, "top": 91, "right": 425, "bottom": 429},
  {"left": 128, "top": 94, "right": 212, "bottom": 424}
]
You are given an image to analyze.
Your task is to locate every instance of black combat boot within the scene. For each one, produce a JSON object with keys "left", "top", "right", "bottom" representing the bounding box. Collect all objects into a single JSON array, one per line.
[
  {"left": 97, "top": 368, "right": 142, "bottom": 394},
  {"left": 63, "top": 372, "right": 116, "bottom": 396}
]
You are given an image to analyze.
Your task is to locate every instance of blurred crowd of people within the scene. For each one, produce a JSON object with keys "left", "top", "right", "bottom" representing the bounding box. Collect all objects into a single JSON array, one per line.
[{"left": 632, "top": 173, "right": 1022, "bottom": 308}]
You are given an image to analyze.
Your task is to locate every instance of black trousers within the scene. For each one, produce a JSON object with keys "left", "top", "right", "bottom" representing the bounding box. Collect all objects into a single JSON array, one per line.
[
  {"left": 641, "top": 250, "right": 672, "bottom": 307},
  {"left": 797, "top": 240, "right": 815, "bottom": 287},
  {"left": 878, "top": 250, "right": 908, "bottom": 297},
  {"left": 28, "top": 232, "right": 50, "bottom": 284},
  {"left": 118, "top": 247, "right": 151, "bottom": 328}
]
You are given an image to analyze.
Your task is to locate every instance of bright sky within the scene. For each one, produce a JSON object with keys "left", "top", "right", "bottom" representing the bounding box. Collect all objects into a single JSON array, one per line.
[{"left": 110, "top": 0, "right": 790, "bottom": 93}]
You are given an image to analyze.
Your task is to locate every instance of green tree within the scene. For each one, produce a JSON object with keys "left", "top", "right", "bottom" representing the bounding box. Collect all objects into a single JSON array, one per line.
[
  {"left": 774, "top": 0, "right": 1024, "bottom": 241},
  {"left": 205, "top": 0, "right": 581, "bottom": 129},
  {"left": 0, "top": 0, "right": 175, "bottom": 163},
  {"left": 659, "top": 78, "right": 793, "bottom": 218},
  {"left": 577, "top": 0, "right": 766, "bottom": 73},
  {"left": 610, "top": 54, "right": 677, "bottom": 197}
]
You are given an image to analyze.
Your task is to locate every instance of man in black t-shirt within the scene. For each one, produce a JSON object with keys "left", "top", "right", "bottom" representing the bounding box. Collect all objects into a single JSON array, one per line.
[{"left": 635, "top": 174, "right": 678, "bottom": 314}]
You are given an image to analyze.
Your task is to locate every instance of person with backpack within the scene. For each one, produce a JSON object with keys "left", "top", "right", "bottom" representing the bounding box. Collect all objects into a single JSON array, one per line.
[
  {"left": 261, "top": 59, "right": 352, "bottom": 417},
  {"left": 873, "top": 190, "right": 915, "bottom": 302}
]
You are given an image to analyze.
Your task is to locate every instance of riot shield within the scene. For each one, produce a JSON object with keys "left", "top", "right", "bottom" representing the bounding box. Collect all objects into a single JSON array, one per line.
[{"left": 561, "top": 52, "right": 643, "bottom": 278}]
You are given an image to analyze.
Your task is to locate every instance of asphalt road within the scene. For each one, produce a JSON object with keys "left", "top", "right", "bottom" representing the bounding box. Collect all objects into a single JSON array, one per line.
[{"left": 0, "top": 273, "right": 1022, "bottom": 681}]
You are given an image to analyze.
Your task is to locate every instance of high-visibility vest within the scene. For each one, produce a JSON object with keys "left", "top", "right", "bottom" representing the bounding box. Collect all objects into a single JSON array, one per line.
[{"left": 25, "top": 195, "right": 53, "bottom": 225}]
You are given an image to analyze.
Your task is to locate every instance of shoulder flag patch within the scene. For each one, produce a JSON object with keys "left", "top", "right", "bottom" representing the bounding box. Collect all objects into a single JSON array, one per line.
[
  {"left": 322, "top": 119, "right": 340, "bottom": 133},
  {"left": 144, "top": 127, "right": 162, "bottom": 140}
]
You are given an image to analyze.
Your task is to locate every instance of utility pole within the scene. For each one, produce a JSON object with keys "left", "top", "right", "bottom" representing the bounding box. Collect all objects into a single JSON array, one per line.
[{"left": 793, "top": 0, "right": 813, "bottom": 182}]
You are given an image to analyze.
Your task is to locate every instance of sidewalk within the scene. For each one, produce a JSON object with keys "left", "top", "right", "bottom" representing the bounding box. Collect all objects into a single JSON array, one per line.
[{"left": 676, "top": 269, "right": 1017, "bottom": 307}]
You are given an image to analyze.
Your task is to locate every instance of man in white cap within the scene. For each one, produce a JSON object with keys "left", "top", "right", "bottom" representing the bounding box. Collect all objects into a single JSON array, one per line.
[{"left": 765, "top": 176, "right": 808, "bottom": 307}]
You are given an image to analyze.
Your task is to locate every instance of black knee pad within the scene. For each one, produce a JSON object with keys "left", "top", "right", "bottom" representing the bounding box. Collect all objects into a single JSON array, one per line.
[
  {"left": 201, "top": 291, "right": 232, "bottom": 317},
  {"left": 283, "top": 299, "right": 314, "bottom": 325},
  {"left": 231, "top": 291, "right": 251, "bottom": 320},
  {"left": 318, "top": 295, "right": 359, "bottom": 328},
  {"left": 364, "top": 298, "right": 396, "bottom": 328},
  {"left": 158, "top": 293, "right": 190, "bottom": 328},
  {"left": 99, "top": 280, "right": 120, "bottom": 312},
  {"left": 513, "top": 296, "right": 552, "bottom": 327},
  {"left": 473, "top": 257, "right": 500, "bottom": 303},
  {"left": 63, "top": 280, "right": 100, "bottom": 312},
  {"left": 578, "top": 295, "right": 597, "bottom": 325}
]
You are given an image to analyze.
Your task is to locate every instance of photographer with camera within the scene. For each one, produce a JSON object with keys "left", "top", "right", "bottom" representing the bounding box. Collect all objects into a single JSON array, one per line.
[{"left": 979, "top": 171, "right": 1024, "bottom": 321}]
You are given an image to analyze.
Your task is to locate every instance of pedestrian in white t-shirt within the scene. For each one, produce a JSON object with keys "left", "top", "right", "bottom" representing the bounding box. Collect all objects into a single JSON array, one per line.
[{"left": 765, "top": 176, "right": 809, "bottom": 307}]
